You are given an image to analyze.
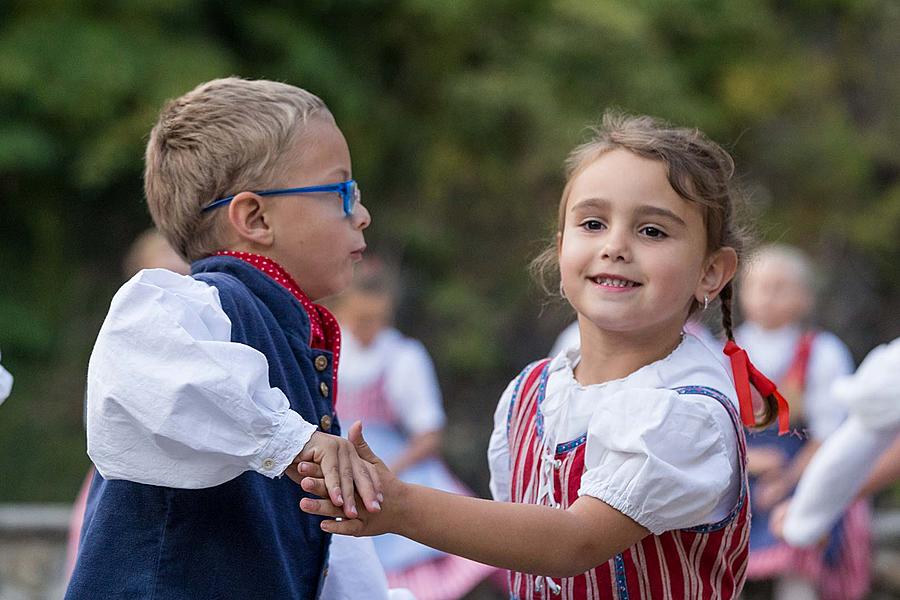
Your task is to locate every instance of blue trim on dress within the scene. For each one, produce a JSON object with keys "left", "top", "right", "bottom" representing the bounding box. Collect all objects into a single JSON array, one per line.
[
  {"left": 506, "top": 360, "right": 547, "bottom": 436},
  {"left": 673, "top": 385, "right": 748, "bottom": 533},
  {"left": 533, "top": 363, "right": 552, "bottom": 440},
  {"left": 614, "top": 553, "right": 630, "bottom": 599},
  {"left": 555, "top": 434, "right": 587, "bottom": 454}
]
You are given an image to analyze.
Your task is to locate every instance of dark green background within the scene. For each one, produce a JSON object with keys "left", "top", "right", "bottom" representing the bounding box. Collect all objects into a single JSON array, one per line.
[{"left": 1, "top": 0, "right": 898, "bottom": 501}]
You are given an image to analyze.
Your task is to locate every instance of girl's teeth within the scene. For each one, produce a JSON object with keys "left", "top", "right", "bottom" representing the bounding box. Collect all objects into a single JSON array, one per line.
[{"left": 597, "top": 277, "right": 634, "bottom": 287}]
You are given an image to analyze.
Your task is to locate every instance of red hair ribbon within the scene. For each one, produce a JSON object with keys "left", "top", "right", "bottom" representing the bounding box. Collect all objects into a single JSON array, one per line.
[{"left": 723, "top": 340, "right": 791, "bottom": 435}]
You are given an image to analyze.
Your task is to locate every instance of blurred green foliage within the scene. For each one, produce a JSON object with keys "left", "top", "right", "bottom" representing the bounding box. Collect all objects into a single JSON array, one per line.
[{"left": 1, "top": 0, "right": 898, "bottom": 500}]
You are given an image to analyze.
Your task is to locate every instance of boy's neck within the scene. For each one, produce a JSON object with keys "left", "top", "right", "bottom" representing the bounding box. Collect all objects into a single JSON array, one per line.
[{"left": 573, "top": 319, "right": 684, "bottom": 386}]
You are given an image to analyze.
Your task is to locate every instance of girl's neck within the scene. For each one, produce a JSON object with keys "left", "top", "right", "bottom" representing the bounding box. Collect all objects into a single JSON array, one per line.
[{"left": 573, "top": 319, "right": 685, "bottom": 386}]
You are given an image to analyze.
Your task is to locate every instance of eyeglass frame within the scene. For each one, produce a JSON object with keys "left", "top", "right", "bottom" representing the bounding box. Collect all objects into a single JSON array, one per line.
[{"left": 201, "top": 179, "right": 360, "bottom": 216}]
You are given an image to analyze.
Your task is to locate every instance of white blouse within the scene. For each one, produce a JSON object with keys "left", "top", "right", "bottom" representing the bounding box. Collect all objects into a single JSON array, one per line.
[
  {"left": 86, "top": 268, "right": 318, "bottom": 489},
  {"left": 784, "top": 337, "right": 900, "bottom": 546},
  {"left": 488, "top": 334, "right": 742, "bottom": 536},
  {"left": 735, "top": 323, "right": 854, "bottom": 440}
]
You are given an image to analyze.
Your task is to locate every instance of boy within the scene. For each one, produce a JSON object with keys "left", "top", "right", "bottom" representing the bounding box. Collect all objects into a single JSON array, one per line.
[{"left": 67, "top": 78, "right": 381, "bottom": 599}]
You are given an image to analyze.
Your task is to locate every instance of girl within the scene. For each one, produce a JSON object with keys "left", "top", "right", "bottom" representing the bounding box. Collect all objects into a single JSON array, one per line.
[
  {"left": 736, "top": 245, "right": 870, "bottom": 600},
  {"left": 331, "top": 257, "right": 499, "bottom": 599},
  {"left": 300, "top": 112, "right": 787, "bottom": 599}
]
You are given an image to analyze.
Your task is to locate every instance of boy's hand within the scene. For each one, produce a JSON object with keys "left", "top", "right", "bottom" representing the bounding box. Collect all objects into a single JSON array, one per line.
[
  {"left": 298, "top": 422, "right": 402, "bottom": 536},
  {"left": 286, "top": 422, "right": 383, "bottom": 519}
]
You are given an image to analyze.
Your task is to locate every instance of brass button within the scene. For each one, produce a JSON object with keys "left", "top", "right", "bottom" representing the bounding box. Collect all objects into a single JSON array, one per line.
[
  {"left": 314, "top": 355, "right": 328, "bottom": 372},
  {"left": 319, "top": 381, "right": 330, "bottom": 397},
  {"left": 319, "top": 414, "right": 333, "bottom": 431}
]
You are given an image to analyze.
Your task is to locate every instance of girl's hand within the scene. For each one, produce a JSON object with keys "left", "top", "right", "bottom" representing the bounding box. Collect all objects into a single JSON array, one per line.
[
  {"left": 299, "top": 421, "right": 403, "bottom": 537},
  {"left": 300, "top": 476, "right": 394, "bottom": 536}
]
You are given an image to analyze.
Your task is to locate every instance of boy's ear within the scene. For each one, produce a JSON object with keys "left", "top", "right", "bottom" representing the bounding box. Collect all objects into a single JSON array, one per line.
[
  {"left": 697, "top": 247, "right": 738, "bottom": 303},
  {"left": 226, "top": 192, "right": 275, "bottom": 248}
]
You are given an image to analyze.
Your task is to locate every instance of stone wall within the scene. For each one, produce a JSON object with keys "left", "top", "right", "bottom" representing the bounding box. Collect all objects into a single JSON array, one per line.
[{"left": 0, "top": 505, "right": 69, "bottom": 600}]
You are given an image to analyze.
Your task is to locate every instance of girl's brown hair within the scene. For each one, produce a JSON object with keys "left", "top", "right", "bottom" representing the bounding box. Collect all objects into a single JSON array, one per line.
[{"left": 533, "top": 111, "right": 777, "bottom": 428}]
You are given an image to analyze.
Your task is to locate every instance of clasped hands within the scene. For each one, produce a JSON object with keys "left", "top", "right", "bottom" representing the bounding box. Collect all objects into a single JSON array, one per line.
[{"left": 293, "top": 421, "right": 400, "bottom": 536}]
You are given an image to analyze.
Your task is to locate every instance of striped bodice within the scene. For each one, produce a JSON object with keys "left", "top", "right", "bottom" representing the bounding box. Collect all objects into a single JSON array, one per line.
[{"left": 506, "top": 360, "right": 750, "bottom": 600}]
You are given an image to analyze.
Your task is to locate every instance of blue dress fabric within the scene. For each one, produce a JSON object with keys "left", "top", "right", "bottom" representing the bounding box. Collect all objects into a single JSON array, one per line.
[{"left": 67, "top": 256, "right": 338, "bottom": 600}]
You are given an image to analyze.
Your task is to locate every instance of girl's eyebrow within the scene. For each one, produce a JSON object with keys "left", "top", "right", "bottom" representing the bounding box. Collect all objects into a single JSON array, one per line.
[
  {"left": 570, "top": 197, "right": 687, "bottom": 227},
  {"left": 634, "top": 205, "right": 687, "bottom": 227}
]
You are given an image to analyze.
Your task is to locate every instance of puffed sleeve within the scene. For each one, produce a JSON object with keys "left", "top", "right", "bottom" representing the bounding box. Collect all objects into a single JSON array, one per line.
[
  {"left": 578, "top": 389, "right": 737, "bottom": 535},
  {"left": 833, "top": 337, "right": 900, "bottom": 431},
  {"left": 488, "top": 379, "right": 518, "bottom": 502},
  {"left": 383, "top": 339, "right": 446, "bottom": 435},
  {"left": 86, "top": 269, "right": 317, "bottom": 489}
]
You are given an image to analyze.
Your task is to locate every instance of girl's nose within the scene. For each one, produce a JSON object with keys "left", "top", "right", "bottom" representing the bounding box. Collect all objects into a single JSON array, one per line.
[{"left": 600, "top": 229, "right": 630, "bottom": 261}]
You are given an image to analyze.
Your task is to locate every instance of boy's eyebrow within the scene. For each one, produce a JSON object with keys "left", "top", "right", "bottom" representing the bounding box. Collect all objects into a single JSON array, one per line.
[{"left": 570, "top": 197, "right": 687, "bottom": 227}]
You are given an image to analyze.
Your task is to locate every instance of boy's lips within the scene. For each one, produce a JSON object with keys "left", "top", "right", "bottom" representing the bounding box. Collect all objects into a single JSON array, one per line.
[{"left": 350, "top": 245, "right": 366, "bottom": 261}]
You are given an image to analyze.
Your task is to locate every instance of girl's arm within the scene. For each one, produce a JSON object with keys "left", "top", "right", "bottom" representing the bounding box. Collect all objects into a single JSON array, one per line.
[{"left": 300, "top": 423, "right": 649, "bottom": 578}]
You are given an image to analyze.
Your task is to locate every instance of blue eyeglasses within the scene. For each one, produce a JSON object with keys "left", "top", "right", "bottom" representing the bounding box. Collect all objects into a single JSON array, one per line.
[{"left": 202, "top": 179, "right": 360, "bottom": 216}]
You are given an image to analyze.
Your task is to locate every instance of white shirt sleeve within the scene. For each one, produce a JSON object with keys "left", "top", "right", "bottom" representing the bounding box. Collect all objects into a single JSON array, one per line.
[
  {"left": 804, "top": 333, "right": 855, "bottom": 440},
  {"left": 86, "top": 269, "right": 317, "bottom": 489},
  {"left": 487, "top": 379, "right": 518, "bottom": 502},
  {"left": 578, "top": 388, "right": 738, "bottom": 535},
  {"left": 0, "top": 349, "right": 12, "bottom": 405},
  {"left": 383, "top": 339, "right": 446, "bottom": 435}
]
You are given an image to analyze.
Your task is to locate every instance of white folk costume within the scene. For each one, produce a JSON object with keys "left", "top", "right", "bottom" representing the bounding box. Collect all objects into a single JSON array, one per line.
[
  {"left": 337, "top": 328, "right": 498, "bottom": 600},
  {"left": 736, "top": 322, "right": 870, "bottom": 600},
  {"left": 784, "top": 337, "right": 900, "bottom": 546},
  {"left": 488, "top": 333, "right": 749, "bottom": 599}
]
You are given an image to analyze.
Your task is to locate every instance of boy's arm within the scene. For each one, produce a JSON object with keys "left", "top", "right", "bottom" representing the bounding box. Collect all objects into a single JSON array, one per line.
[{"left": 87, "top": 271, "right": 380, "bottom": 513}]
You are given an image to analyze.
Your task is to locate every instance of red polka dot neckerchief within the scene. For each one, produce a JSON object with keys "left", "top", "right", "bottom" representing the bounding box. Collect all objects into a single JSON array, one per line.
[{"left": 213, "top": 250, "right": 340, "bottom": 407}]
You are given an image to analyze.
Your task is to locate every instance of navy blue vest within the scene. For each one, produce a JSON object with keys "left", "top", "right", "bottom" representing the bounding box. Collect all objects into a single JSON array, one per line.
[{"left": 67, "top": 256, "right": 339, "bottom": 599}]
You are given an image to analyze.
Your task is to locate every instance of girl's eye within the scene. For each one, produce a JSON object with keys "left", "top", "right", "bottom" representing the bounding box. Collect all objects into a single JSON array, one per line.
[
  {"left": 640, "top": 226, "right": 667, "bottom": 239},
  {"left": 581, "top": 219, "right": 604, "bottom": 231}
]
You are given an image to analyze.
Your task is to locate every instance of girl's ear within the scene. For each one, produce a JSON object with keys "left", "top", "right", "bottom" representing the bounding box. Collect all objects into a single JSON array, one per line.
[
  {"left": 226, "top": 192, "right": 275, "bottom": 248},
  {"left": 697, "top": 247, "right": 738, "bottom": 304},
  {"left": 556, "top": 231, "right": 563, "bottom": 259}
]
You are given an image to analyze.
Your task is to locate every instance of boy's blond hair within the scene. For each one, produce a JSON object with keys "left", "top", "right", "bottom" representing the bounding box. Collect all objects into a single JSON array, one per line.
[{"left": 145, "top": 77, "right": 330, "bottom": 261}]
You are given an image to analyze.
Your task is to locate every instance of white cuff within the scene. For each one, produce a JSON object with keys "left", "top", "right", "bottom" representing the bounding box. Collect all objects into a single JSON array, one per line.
[{"left": 251, "top": 408, "right": 318, "bottom": 478}]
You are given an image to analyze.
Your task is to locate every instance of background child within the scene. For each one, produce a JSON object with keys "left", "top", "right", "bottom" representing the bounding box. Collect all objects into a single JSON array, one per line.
[
  {"left": 67, "top": 78, "right": 382, "bottom": 599},
  {"left": 776, "top": 337, "right": 900, "bottom": 546},
  {"left": 736, "top": 244, "right": 870, "bottom": 600},
  {"left": 300, "top": 112, "right": 787, "bottom": 599},
  {"left": 330, "top": 256, "right": 498, "bottom": 599}
]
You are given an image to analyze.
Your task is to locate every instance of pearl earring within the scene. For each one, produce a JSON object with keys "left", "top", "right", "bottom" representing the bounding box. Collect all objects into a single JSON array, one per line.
[{"left": 703, "top": 295, "right": 710, "bottom": 311}]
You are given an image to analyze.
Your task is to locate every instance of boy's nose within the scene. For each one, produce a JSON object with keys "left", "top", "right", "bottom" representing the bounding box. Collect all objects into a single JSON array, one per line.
[{"left": 354, "top": 202, "right": 371, "bottom": 230}]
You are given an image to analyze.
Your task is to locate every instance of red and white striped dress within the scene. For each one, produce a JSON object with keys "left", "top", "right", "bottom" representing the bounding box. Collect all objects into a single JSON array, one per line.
[{"left": 504, "top": 359, "right": 750, "bottom": 600}]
